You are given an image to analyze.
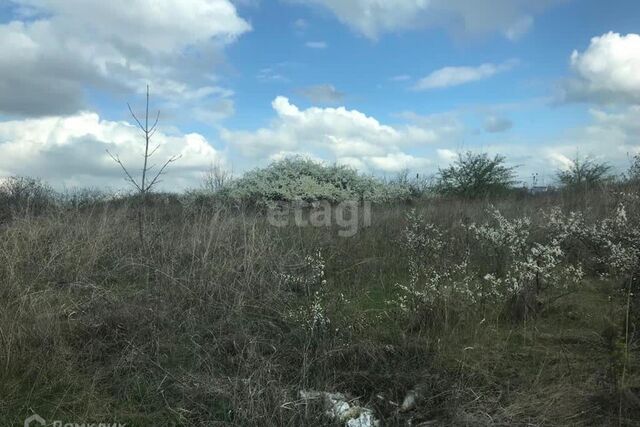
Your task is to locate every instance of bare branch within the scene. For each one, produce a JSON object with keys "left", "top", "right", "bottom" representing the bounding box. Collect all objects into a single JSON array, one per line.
[
  {"left": 127, "top": 103, "right": 146, "bottom": 133},
  {"left": 106, "top": 149, "right": 142, "bottom": 192},
  {"left": 149, "top": 111, "right": 160, "bottom": 133},
  {"left": 146, "top": 155, "right": 182, "bottom": 192},
  {"left": 148, "top": 144, "right": 161, "bottom": 158},
  {"left": 202, "top": 159, "right": 232, "bottom": 193}
]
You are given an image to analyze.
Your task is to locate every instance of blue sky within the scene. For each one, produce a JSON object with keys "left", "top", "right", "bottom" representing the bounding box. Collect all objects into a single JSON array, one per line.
[{"left": 0, "top": 0, "right": 639, "bottom": 189}]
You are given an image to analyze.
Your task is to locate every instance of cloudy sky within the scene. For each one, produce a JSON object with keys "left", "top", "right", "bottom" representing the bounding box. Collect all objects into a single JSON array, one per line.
[{"left": 1, "top": 0, "right": 639, "bottom": 189}]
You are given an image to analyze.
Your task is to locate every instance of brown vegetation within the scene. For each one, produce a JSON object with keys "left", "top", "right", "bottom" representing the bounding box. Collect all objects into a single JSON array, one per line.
[{"left": 1, "top": 182, "right": 639, "bottom": 426}]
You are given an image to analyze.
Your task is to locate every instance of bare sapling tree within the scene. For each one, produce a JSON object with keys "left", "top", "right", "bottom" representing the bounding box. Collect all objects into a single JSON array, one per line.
[
  {"left": 107, "top": 85, "right": 181, "bottom": 244},
  {"left": 202, "top": 158, "right": 233, "bottom": 193}
]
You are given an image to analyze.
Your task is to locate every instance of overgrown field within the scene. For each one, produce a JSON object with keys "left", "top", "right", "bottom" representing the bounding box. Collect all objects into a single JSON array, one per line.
[{"left": 1, "top": 185, "right": 639, "bottom": 426}]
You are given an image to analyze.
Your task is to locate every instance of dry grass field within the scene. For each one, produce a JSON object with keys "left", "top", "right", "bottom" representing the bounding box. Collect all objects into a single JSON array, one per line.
[{"left": 1, "top": 179, "right": 639, "bottom": 426}]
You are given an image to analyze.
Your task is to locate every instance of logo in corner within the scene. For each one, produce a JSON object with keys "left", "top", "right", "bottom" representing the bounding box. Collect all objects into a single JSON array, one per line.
[{"left": 24, "top": 414, "right": 45, "bottom": 427}]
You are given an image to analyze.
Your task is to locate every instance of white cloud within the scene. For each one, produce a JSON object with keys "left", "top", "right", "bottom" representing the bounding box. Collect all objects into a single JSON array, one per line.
[
  {"left": 395, "top": 111, "right": 463, "bottom": 136},
  {"left": 378, "top": 103, "right": 640, "bottom": 185},
  {"left": 474, "top": 105, "right": 640, "bottom": 183},
  {"left": 504, "top": 15, "right": 533, "bottom": 41},
  {"left": 222, "top": 99, "right": 636, "bottom": 183},
  {"left": 367, "top": 152, "right": 432, "bottom": 173},
  {"left": 437, "top": 148, "right": 458, "bottom": 163},
  {"left": 0, "top": 112, "right": 223, "bottom": 189},
  {"left": 305, "top": 41, "right": 328, "bottom": 49},
  {"left": 27, "top": 0, "right": 249, "bottom": 51},
  {"left": 289, "top": 0, "right": 561, "bottom": 40},
  {"left": 390, "top": 74, "right": 412, "bottom": 82},
  {"left": 562, "top": 32, "right": 640, "bottom": 104},
  {"left": 297, "top": 84, "right": 344, "bottom": 104},
  {"left": 0, "top": 0, "right": 250, "bottom": 118},
  {"left": 414, "top": 60, "right": 517, "bottom": 90},
  {"left": 546, "top": 151, "right": 574, "bottom": 171},
  {"left": 484, "top": 115, "right": 513, "bottom": 133},
  {"left": 577, "top": 107, "right": 640, "bottom": 159},
  {"left": 220, "top": 97, "right": 451, "bottom": 173}
]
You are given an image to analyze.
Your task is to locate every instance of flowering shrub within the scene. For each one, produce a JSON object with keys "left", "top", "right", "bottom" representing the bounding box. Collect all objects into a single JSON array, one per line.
[
  {"left": 596, "top": 201, "right": 640, "bottom": 277},
  {"left": 388, "top": 201, "right": 640, "bottom": 323},
  {"left": 389, "top": 210, "right": 476, "bottom": 320},
  {"left": 280, "top": 250, "right": 327, "bottom": 296},
  {"left": 469, "top": 207, "right": 531, "bottom": 277},
  {"left": 546, "top": 207, "right": 588, "bottom": 242},
  {"left": 546, "top": 196, "right": 640, "bottom": 279},
  {"left": 282, "top": 250, "right": 331, "bottom": 333},
  {"left": 389, "top": 206, "right": 586, "bottom": 322},
  {"left": 280, "top": 250, "right": 371, "bottom": 339},
  {"left": 221, "top": 157, "right": 411, "bottom": 206},
  {"left": 470, "top": 207, "right": 584, "bottom": 306},
  {"left": 291, "top": 289, "right": 331, "bottom": 333}
]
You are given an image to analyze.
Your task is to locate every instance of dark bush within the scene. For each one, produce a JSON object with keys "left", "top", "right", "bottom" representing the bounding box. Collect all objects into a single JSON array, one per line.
[
  {"left": 0, "top": 176, "right": 56, "bottom": 222},
  {"left": 435, "top": 151, "right": 517, "bottom": 198}
]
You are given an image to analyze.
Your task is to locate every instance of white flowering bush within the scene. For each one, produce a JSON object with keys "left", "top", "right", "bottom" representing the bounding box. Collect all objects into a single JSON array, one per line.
[
  {"left": 469, "top": 207, "right": 531, "bottom": 276},
  {"left": 282, "top": 250, "right": 332, "bottom": 334},
  {"left": 388, "top": 210, "right": 477, "bottom": 321},
  {"left": 546, "top": 207, "right": 587, "bottom": 241},
  {"left": 596, "top": 201, "right": 640, "bottom": 277},
  {"left": 470, "top": 207, "right": 584, "bottom": 317},
  {"left": 388, "top": 201, "right": 638, "bottom": 323},
  {"left": 280, "top": 250, "right": 327, "bottom": 296},
  {"left": 546, "top": 196, "right": 640, "bottom": 279},
  {"left": 290, "top": 289, "right": 332, "bottom": 334},
  {"left": 281, "top": 250, "right": 370, "bottom": 340},
  {"left": 221, "top": 157, "right": 411, "bottom": 206}
]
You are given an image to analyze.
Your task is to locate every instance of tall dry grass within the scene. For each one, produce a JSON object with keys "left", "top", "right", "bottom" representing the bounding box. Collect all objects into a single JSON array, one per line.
[{"left": 0, "top": 184, "right": 638, "bottom": 425}]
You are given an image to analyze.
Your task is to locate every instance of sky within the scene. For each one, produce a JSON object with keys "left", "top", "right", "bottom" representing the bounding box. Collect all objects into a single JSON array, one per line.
[{"left": 0, "top": 0, "right": 639, "bottom": 190}]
